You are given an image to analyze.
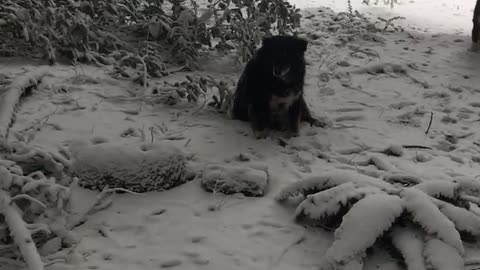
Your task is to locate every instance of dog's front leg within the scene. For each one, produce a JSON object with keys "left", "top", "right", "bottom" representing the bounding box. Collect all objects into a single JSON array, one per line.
[
  {"left": 286, "top": 100, "right": 301, "bottom": 138},
  {"left": 471, "top": 4, "right": 480, "bottom": 52},
  {"left": 248, "top": 103, "right": 271, "bottom": 139}
]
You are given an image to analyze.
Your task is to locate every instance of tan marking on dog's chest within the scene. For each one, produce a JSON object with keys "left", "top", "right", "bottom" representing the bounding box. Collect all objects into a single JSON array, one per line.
[{"left": 270, "top": 93, "right": 300, "bottom": 111}]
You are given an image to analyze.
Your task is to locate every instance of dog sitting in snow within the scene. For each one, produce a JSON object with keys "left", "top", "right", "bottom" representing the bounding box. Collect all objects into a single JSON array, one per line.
[
  {"left": 472, "top": 0, "right": 480, "bottom": 52},
  {"left": 230, "top": 35, "right": 326, "bottom": 139}
]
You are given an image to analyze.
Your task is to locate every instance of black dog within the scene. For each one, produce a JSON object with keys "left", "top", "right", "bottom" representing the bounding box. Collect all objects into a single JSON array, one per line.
[
  {"left": 472, "top": 0, "right": 480, "bottom": 51},
  {"left": 231, "top": 35, "right": 325, "bottom": 139}
]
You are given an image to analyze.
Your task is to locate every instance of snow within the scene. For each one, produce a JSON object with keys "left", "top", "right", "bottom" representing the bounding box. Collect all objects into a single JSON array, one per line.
[
  {"left": 321, "top": 193, "right": 403, "bottom": 268},
  {"left": 424, "top": 238, "right": 464, "bottom": 270},
  {"left": 400, "top": 188, "right": 464, "bottom": 255},
  {"left": 294, "top": 0, "right": 476, "bottom": 35},
  {"left": 434, "top": 199, "right": 480, "bottom": 237},
  {"left": 2, "top": 0, "right": 480, "bottom": 269},
  {"left": 294, "top": 182, "right": 381, "bottom": 221},
  {"left": 0, "top": 69, "right": 48, "bottom": 142},
  {"left": 453, "top": 176, "right": 480, "bottom": 197},
  {"left": 414, "top": 180, "right": 459, "bottom": 199},
  {"left": 390, "top": 225, "right": 426, "bottom": 270},
  {"left": 275, "top": 169, "right": 394, "bottom": 201}
]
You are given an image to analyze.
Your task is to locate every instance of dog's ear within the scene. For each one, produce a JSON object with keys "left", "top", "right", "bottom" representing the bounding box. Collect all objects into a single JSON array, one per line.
[{"left": 296, "top": 38, "right": 308, "bottom": 52}]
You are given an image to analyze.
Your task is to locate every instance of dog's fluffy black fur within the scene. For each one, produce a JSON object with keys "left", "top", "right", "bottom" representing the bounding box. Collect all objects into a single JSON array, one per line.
[
  {"left": 472, "top": 0, "right": 480, "bottom": 50},
  {"left": 231, "top": 35, "right": 325, "bottom": 139}
]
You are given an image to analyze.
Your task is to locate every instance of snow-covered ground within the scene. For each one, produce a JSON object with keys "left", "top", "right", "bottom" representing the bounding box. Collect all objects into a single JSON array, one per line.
[
  {"left": 1, "top": 0, "right": 480, "bottom": 269},
  {"left": 298, "top": 0, "right": 477, "bottom": 34}
]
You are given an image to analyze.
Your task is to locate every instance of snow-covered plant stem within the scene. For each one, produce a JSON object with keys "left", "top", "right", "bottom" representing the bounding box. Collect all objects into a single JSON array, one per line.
[{"left": 0, "top": 190, "right": 44, "bottom": 270}]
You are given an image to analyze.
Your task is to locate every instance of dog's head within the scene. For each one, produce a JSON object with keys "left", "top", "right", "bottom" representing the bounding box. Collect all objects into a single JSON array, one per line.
[{"left": 260, "top": 35, "right": 308, "bottom": 84}]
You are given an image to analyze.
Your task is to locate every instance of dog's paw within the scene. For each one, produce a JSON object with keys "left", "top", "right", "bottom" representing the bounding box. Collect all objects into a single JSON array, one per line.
[
  {"left": 308, "top": 116, "right": 332, "bottom": 128},
  {"left": 470, "top": 42, "right": 480, "bottom": 52},
  {"left": 253, "top": 128, "right": 270, "bottom": 139},
  {"left": 286, "top": 130, "right": 300, "bottom": 139}
]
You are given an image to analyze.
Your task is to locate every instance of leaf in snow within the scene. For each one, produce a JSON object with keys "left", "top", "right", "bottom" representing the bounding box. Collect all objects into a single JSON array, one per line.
[
  {"left": 198, "top": 8, "right": 215, "bottom": 23},
  {"left": 148, "top": 21, "right": 163, "bottom": 39}
]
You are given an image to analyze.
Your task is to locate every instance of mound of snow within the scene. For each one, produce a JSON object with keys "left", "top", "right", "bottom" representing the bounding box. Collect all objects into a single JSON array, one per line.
[
  {"left": 424, "top": 238, "right": 464, "bottom": 270},
  {"left": 275, "top": 169, "right": 394, "bottom": 201},
  {"left": 322, "top": 193, "right": 404, "bottom": 267},
  {"left": 390, "top": 225, "right": 426, "bottom": 270},
  {"left": 69, "top": 140, "right": 187, "bottom": 192},
  {"left": 400, "top": 188, "right": 464, "bottom": 255},
  {"left": 295, "top": 182, "right": 381, "bottom": 222},
  {"left": 201, "top": 163, "right": 269, "bottom": 197}
]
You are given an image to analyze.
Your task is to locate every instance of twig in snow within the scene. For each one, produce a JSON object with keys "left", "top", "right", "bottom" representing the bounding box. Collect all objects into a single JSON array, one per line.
[
  {"left": 27, "top": 223, "right": 51, "bottom": 235},
  {"left": 149, "top": 126, "right": 155, "bottom": 144},
  {"left": 269, "top": 235, "right": 306, "bottom": 269},
  {"left": 377, "top": 16, "right": 405, "bottom": 31},
  {"left": 43, "top": 258, "right": 67, "bottom": 268},
  {"left": 0, "top": 257, "right": 25, "bottom": 267},
  {"left": 402, "top": 145, "right": 432, "bottom": 150},
  {"left": 138, "top": 55, "right": 148, "bottom": 89},
  {"left": 188, "top": 92, "right": 208, "bottom": 117},
  {"left": 425, "top": 112, "right": 433, "bottom": 134},
  {"left": 465, "top": 257, "right": 480, "bottom": 268},
  {"left": 69, "top": 186, "right": 143, "bottom": 229},
  {"left": 18, "top": 106, "right": 59, "bottom": 134},
  {"left": 11, "top": 194, "right": 47, "bottom": 209},
  {"left": 0, "top": 244, "right": 14, "bottom": 250},
  {"left": 102, "top": 188, "right": 145, "bottom": 195}
]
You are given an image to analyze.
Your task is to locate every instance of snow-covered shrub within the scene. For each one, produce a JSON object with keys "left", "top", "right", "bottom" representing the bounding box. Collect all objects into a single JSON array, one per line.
[
  {"left": 362, "top": 0, "right": 399, "bottom": 8},
  {"left": 5, "top": 141, "right": 70, "bottom": 181},
  {"left": 276, "top": 169, "right": 480, "bottom": 270},
  {"left": 68, "top": 140, "right": 188, "bottom": 193},
  {"left": 0, "top": 0, "right": 300, "bottom": 67},
  {"left": 201, "top": 163, "right": 269, "bottom": 197},
  {"left": 0, "top": 158, "right": 74, "bottom": 270}
]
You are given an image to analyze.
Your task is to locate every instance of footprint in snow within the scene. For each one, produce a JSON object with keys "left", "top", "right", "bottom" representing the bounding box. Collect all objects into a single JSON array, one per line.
[
  {"left": 334, "top": 115, "right": 366, "bottom": 122},
  {"left": 160, "top": 259, "right": 183, "bottom": 268},
  {"left": 182, "top": 251, "right": 211, "bottom": 266}
]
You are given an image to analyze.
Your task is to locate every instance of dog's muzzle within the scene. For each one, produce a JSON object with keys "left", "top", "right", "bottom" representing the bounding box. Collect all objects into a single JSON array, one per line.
[{"left": 273, "top": 66, "right": 291, "bottom": 79}]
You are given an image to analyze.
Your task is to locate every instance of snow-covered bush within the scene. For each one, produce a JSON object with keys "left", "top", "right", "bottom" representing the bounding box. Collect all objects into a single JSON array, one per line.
[
  {"left": 0, "top": 158, "right": 74, "bottom": 270},
  {"left": 0, "top": 0, "right": 301, "bottom": 68},
  {"left": 201, "top": 163, "right": 269, "bottom": 197},
  {"left": 276, "top": 169, "right": 480, "bottom": 270},
  {"left": 68, "top": 140, "right": 188, "bottom": 193},
  {"left": 362, "top": 0, "right": 399, "bottom": 8}
]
